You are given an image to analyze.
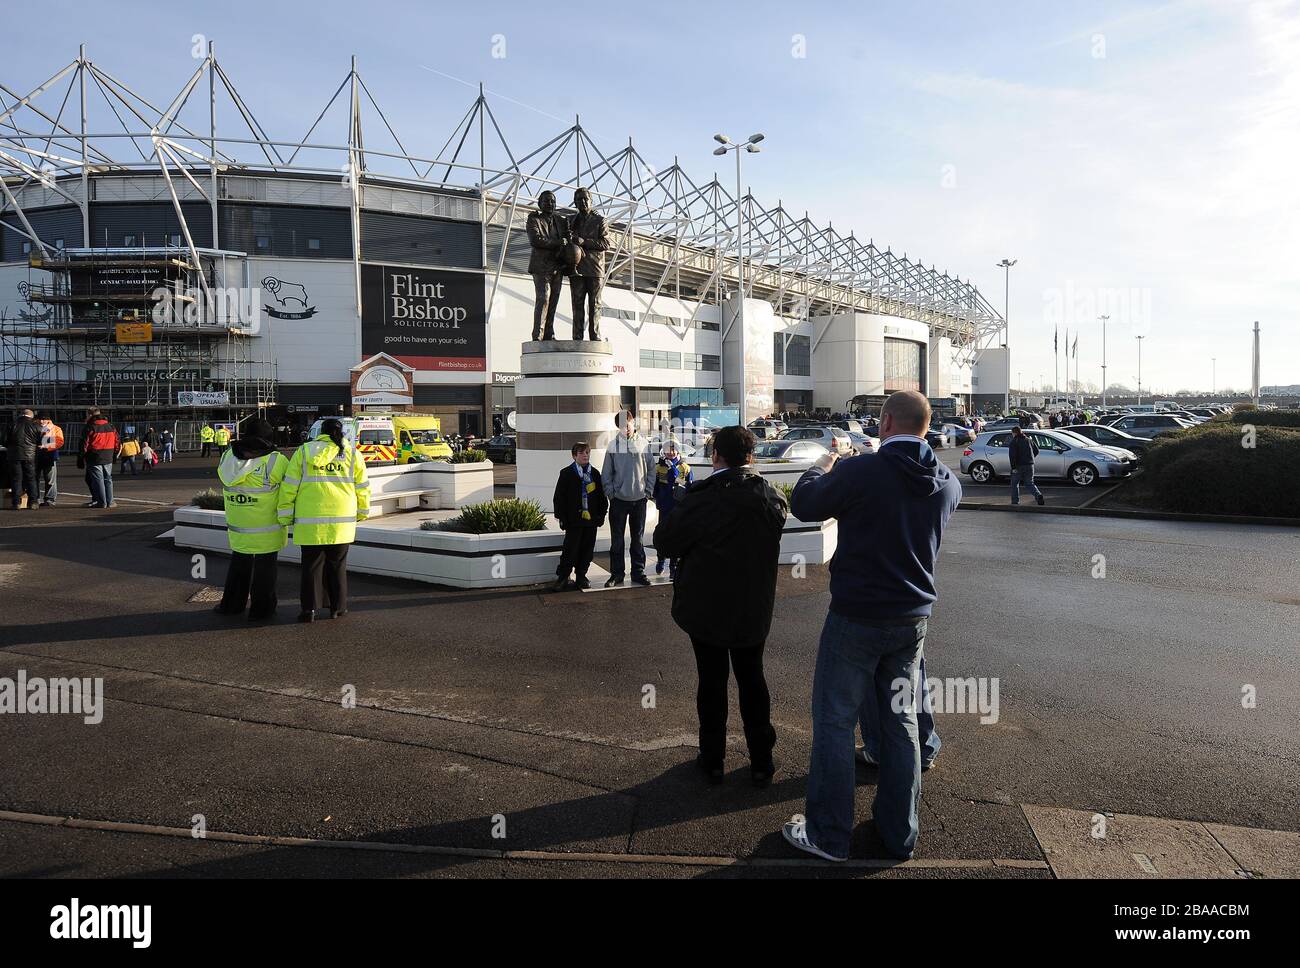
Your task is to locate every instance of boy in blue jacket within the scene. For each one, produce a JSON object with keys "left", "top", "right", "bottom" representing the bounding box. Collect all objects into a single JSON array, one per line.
[{"left": 652, "top": 440, "right": 693, "bottom": 579}]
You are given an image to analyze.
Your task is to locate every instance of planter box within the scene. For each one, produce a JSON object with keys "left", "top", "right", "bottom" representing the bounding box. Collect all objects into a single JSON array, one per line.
[
  {"left": 779, "top": 515, "right": 837, "bottom": 565},
  {"left": 175, "top": 507, "right": 615, "bottom": 589}
]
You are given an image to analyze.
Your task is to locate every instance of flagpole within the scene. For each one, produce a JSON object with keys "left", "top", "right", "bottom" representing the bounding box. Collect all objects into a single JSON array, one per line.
[{"left": 1054, "top": 326, "right": 1059, "bottom": 400}]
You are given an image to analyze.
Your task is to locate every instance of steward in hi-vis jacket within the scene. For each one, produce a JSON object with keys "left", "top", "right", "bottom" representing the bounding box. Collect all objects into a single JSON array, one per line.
[
  {"left": 276, "top": 418, "right": 370, "bottom": 622},
  {"left": 214, "top": 418, "right": 288, "bottom": 622}
]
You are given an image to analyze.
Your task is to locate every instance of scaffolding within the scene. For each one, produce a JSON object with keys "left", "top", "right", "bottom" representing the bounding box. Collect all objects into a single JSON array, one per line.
[
  {"left": 1, "top": 46, "right": 1005, "bottom": 405},
  {"left": 0, "top": 242, "right": 274, "bottom": 416}
]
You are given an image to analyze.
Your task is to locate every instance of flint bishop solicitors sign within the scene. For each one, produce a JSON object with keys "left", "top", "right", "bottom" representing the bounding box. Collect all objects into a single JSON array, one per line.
[{"left": 361, "top": 265, "right": 486, "bottom": 372}]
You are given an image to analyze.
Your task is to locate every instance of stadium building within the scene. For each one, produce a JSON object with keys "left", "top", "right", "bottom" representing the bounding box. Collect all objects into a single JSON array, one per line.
[{"left": 0, "top": 47, "right": 1008, "bottom": 446}]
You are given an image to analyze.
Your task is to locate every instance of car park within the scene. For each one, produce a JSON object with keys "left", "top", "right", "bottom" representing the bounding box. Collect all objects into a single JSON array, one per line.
[{"left": 960, "top": 428, "right": 1137, "bottom": 486}]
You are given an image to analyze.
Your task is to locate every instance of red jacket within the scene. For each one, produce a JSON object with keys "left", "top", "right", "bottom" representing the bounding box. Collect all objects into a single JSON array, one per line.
[{"left": 83, "top": 417, "right": 120, "bottom": 466}]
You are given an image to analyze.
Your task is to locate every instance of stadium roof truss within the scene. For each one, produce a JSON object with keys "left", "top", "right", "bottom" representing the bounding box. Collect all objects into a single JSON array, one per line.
[{"left": 1, "top": 47, "right": 1006, "bottom": 371}]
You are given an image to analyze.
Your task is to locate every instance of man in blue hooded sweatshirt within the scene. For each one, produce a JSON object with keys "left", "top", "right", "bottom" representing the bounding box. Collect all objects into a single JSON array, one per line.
[{"left": 781, "top": 390, "right": 962, "bottom": 861}]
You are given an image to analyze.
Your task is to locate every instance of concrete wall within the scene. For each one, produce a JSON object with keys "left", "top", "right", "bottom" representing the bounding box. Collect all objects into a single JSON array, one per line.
[{"left": 809, "top": 312, "right": 929, "bottom": 410}]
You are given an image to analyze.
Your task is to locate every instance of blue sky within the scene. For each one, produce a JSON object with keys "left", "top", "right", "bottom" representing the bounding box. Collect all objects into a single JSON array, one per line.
[{"left": 8, "top": 0, "right": 1297, "bottom": 392}]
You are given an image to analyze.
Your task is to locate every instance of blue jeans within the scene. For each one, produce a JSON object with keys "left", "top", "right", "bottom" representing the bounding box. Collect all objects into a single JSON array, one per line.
[
  {"left": 38, "top": 459, "right": 57, "bottom": 504},
  {"left": 860, "top": 655, "right": 940, "bottom": 766},
  {"left": 806, "top": 610, "right": 927, "bottom": 859},
  {"left": 161, "top": 443, "right": 174, "bottom": 462},
  {"left": 86, "top": 463, "right": 114, "bottom": 506},
  {"left": 1010, "top": 466, "right": 1042, "bottom": 504},
  {"left": 607, "top": 497, "right": 647, "bottom": 579}
]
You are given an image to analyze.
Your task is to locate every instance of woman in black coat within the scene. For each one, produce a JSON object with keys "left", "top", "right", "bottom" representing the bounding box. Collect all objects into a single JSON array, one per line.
[{"left": 653, "top": 426, "right": 788, "bottom": 786}]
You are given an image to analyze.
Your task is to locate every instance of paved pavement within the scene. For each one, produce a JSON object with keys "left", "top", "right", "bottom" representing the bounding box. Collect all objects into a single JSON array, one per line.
[{"left": 1, "top": 463, "right": 1297, "bottom": 877}]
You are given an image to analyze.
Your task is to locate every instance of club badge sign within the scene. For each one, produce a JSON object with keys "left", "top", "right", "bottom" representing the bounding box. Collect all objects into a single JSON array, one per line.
[{"left": 361, "top": 265, "right": 486, "bottom": 371}]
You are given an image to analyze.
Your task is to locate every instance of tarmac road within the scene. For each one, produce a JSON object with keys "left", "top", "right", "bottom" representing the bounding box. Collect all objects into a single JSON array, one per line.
[{"left": 0, "top": 463, "right": 1296, "bottom": 877}]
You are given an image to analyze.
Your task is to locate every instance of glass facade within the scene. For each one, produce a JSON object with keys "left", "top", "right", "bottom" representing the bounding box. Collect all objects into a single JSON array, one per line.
[
  {"left": 773, "top": 333, "right": 810, "bottom": 376},
  {"left": 884, "top": 337, "right": 924, "bottom": 392}
]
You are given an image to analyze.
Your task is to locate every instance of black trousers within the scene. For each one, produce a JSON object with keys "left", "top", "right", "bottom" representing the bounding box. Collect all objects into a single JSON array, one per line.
[
  {"left": 556, "top": 524, "right": 597, "bottom": 580},
  {"left": 201, "top": 442, "right": 212, "bottom": 457},
  {"left": 300, "top": 544, "right": 349, "bottom": 613},
  {"left": 10, "top": 459, "right": 37, "bottom": 507},
  {"left": 531, "top": 271, "right": 564, "bottom": 340},
  {"left": 570, "top": 275, "right": 603, "bottom": 340},
  {"left": 220, "top": 551, "right": 279, "bottom": 618},
  {"left": 690, "top": 637, "right": 776, "bottom": 769}
]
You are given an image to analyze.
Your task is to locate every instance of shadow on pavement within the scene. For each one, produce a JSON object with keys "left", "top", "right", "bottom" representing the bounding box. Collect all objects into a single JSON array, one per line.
[{"left": 112, "top": 762, "right": 903, "bottom": 877}]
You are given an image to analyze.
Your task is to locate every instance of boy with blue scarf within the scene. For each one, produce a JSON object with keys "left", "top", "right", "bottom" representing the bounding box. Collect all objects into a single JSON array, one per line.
[
  {"left": 652, "top": 440, "right": 693, "bottom": 579},
  {"left": 552, "top": 441, "right": 609, "bottom": 592}
]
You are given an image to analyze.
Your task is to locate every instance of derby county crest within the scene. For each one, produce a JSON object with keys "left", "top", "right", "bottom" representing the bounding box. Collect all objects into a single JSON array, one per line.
[
  {"left": 261, "top": 276, "right": 317, "bottom": 319},
  {"left": 16, "top": 281, "right": 54, "bottom": 323}
]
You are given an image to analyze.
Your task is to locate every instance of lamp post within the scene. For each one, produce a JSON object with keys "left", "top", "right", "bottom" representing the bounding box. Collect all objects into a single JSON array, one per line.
[
  {"left": 713, "top": 132, "right": 765, "bottom": 422},
  {"left": 996, "top": 258, "right": 1016, "bottom": 413},
  {"left": 1212, "top": 357, "right": 1216, "bottom": 396},
  {"left": 1099, "top": 314, "right": 1110, "bottom": 407},
  {"left": 1135, "top": 334, "right": 1144, "bottom": 405}
]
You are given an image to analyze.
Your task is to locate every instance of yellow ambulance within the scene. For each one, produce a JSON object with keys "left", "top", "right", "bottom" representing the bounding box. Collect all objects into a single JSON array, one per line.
[{"left": 352, "top": 412, "right": 454, "bottom": 463}]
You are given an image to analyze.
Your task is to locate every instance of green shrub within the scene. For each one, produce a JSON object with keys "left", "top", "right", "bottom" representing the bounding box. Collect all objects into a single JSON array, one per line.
[
  {"left": 451, "top": 448, "right": 487, "bottom": 464},
  {"left": 192, "top": 488, "right": 224, "bottom": 510},
  {"left": 776, "top": 482, "right": 795, "bottom": 500},
  {"left": 421, "top": 498, "right": 547, "bottom": 534},
  {"left": 1230, "top": 409, "right": 1300, "bottom": 429},
  {"left": 1139, "top": 424, "right": 1300, "bottom": 517}
]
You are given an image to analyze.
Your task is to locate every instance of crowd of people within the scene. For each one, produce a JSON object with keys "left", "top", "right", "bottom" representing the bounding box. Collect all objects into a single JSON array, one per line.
[
  {"left": 4, "top": 410, "right": 182, "bottom": 509},
  {"left": 10, "top": 392, "right": 965, "bottom": 861}
]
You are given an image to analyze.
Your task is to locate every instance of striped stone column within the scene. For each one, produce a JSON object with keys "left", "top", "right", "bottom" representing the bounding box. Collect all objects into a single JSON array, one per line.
[{"left": 514, "top": 340, "right": 621, "bottom": 508}]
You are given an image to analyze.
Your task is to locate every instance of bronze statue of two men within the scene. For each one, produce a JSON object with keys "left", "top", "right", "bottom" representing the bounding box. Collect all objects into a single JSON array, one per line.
[{"left": 527, "top": 188, "right": 610, "bottom": 341}]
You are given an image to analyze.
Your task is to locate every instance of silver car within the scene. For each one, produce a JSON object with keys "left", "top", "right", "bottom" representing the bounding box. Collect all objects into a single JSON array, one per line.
[
  {"left": 753, "top": 439, "right": 829, "bottom": 461},
  {"left": 780, "top": 425, "right": 855, "bottom": 456},
  {"left": 959, "top": 428, "right": 1137, "bottom": 487}
]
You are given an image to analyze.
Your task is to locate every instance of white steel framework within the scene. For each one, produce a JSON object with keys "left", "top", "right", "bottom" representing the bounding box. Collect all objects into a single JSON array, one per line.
[{"left": 1, "top": 47, "right": 1006, "bottom": 398}]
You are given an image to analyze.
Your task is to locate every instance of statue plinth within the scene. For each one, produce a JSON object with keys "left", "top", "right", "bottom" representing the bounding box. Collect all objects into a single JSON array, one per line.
[{"left": 514, "top": 340, "right": 620, "bottom": 508}]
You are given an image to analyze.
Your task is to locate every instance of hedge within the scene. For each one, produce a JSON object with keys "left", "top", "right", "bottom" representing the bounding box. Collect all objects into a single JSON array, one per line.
[
  {"left": 1230, "top": 409, "right": 1300, "bottom": 429},
  {"left": 450, "top": 448, "right": 488, "bottom": 464},
  {"left": 192, "top": 488, "right": 224, "bottom": 509},
  {"left": 422, "top": 498, "right": 546, "bottom": 534},
  {"left": 1139, "top": 423, "right": 1300, "bottom": 517}
]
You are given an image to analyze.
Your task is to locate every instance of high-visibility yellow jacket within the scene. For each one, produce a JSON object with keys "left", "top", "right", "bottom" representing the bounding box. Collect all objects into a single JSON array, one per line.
[
  {"left": 276, "top": 435, "right": 370, "bottom": 546},
  {"left": 201, "top": 426, "right": 215, "bottom": 443},
  {"left": 218, "top": 448, "right": 289, "bottom": 554},
  {"left": 214, "top": 427, "right": 231, "bottom": 446}
]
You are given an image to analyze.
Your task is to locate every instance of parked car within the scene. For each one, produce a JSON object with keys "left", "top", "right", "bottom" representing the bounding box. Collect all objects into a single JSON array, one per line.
[
  {"left": 752, "top": 438, "right": 829, "bottom": 461},
  {"left": 483, "top": 434, "right": 517, "bottom": 464},
  {"left": 1108, "top": 413, "right": 1196, "bottom": 439},
  {"left": 779, "top": 425, "right": 854, "bottom": 456},
  {"left": 749, "top": 424, "right": 785, "bottom": 441},
  {"left": 960, "top": 428, "right": 1137, "bottom": 487},
  {"left": 932, "top": 421, "right": 976, "bottom": 446},
  {"left": 980, "top": 418, "right": 1025, "bottom": 434},
  {"left": 826, "top": 418, "right": 865, "bottom": 435},
  {"left": 845, "top": 431, "right": 880, "bottom": 455},
  {"left": 1061, "top": 423, "right": 1152, "bottom": 459},
  {"left": 924, "top": 429, "right": 948, "bottom": 449}
]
